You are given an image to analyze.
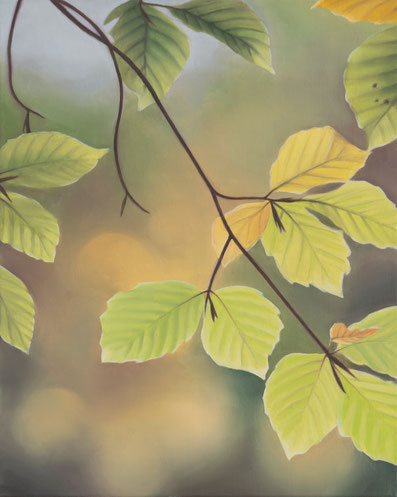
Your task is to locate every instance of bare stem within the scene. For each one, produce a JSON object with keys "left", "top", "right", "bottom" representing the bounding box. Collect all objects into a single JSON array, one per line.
[{"left": 7, "top": 0, "right": 43, "bottom": 132}]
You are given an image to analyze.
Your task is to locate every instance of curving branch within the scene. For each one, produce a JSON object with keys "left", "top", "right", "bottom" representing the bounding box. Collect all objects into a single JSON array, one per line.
[
  {"left": 7, "top": 0, "right": 44, "bottom": 133},
  {"left": 48, "top": 0, "right": 353, "bottom": 379}
]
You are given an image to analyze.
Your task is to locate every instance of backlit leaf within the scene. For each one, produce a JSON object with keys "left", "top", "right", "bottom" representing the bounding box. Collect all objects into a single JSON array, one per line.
[
  {"left": 261, "top": 202, "right": 350, "bottom": 296},
  {"left": 0, "top": 193, "right": 59, "bottom": 262},
  {"left": 304, "top": 181, "right": 397, "bottom": 249},
  {"left": 313, "top": 0, "right": 397, "bottom": 24},
  {"left": 168, "top": 0, "right": 273, "bottom": 73},
  {"left": 106, "top": 0, "right": 190, "bottom": 109},
  {"left": 0, "top": 265, "right": 34, "bottom": 353},
  {"left": 269, "top": 127, "right": 369, "bottom": 195},
  {"left": 100, "top": 281, "right": 204, "bottom": 362},
  {"left": 330, "top": 322, "right": 379, "bottom": 343},
  {"left": 337, "top": 307, "right": 397, "bottom": 376},
  {"left": 264, "top": 353, "right": 342, "bottom": 459},
  {"left": 345, "top": 26, "right": 397, "bottom": 149},
  {"left": 212, "top": 201, "right": 271, "bottom": 265},
  {"left": 339, "top": 372, "right": 397, "bottom": 465},
  {"left": 201, "top": 286, "right": 283, "bottom": 378},
  {"left": 0, "top": 132, "right": 107, "bottom": 189}
]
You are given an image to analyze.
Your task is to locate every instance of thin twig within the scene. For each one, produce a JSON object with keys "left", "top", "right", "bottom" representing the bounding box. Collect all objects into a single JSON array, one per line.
[{"left": 7, "top": 0, "right": 43, "bottom": 132}]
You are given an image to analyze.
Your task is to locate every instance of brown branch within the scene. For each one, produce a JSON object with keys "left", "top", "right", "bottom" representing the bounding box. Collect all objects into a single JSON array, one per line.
[
  {"left": 7, "top": 0, "right": 43, "bottom": 132},
  {"left": 50, "top": 0, "right": 335, "bottom": 359}
]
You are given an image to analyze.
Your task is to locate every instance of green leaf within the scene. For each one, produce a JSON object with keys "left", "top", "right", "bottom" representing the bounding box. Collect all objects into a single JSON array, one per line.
[
  {"left": 201, "top": 286, "right": 283, "bottom": 378},
  {"left": 105, "top": 1, "right": 190, "bottom": 110},
  {"left": 0, "top": 193, "right": 59, "bottom": 262},
  {"left": 337, "top": 307, "right": 397, "bottom": 377},
  {"left": 168, "top": 0, "right": 273, "bottom": 73},
  {"left": 345, "top": 26, "right": 397, "bottom": 149},
  {"left": 339, "top": 371, "right": 397, "bottom": 465},
  {"left": 100, "top": 281, "right": 204, "bottom": 362},
  {"left": 0, "top": 132, "right": 107, "bottom": 189},
  {"left": 0, "top": 265, "right": 34, "bottom": 353},
  {"left": 305, "top": 181, "right": 397, "bottom": 249},
  {"left": 264, "top": 353, "right": 342, "bottom": 459},
  {"left": 261, "top": 202, "right": 350, "bottom": 296}
]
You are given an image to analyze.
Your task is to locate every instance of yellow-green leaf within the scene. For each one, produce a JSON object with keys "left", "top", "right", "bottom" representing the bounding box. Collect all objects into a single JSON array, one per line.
[
  {"left": 313, "top": 0, "right": 397, "bottom": 24},
  {"left": 337, "top": 307, "right": 397, "bottom": 377},
  {"left": 339, "top": 372, "right": 397, "bottom": 465},
  {"left": 0, "top": 265, "right": 34, "bottom": 353},
  {"left": 264, "top": 353, "right": 342, "bottom": 459},
  {"left": 212, "top": 202, "right": 271, "bottom": 265},
  {"left": 106, "top": 1, "right": 190, "bottom": 110},
  {"left": 0, "top": 193, "right": 59, "bottom": 262},
  {"left": 202, "top": 286, "right": 283, "bottom": 379},
  {"left": 261, "top": 202, "right": 350, "bottom": 296},
  {"left": 345, "top": 26, "right": 397, "bottom": 149},
  {"left": 305, "top": 181, "right": 397, "bottom": 249},
  {"left": 168, "top": 0, "right": 273, "bottom": 73},
  {"left": 269, "top": 127, "right": 369, "bottom": 195},
  {"left": 100, "top": 281, "right": 204, "bottom": 363},
  {"left": 0, "top": 132, "right": 107, "bottom": 188}
]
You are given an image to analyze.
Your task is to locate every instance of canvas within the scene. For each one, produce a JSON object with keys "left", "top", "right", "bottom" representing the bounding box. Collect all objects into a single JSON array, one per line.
[{"left": 0, "top": 0, "right": 396, "bottom": 496}]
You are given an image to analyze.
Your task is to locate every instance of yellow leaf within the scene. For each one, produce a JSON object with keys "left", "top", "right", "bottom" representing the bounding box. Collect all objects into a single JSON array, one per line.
[
  {"left": 313, "top": 0, "right": 397, "bottom": 24},
  {"left": 330, "top": 322, "right": 379, "bottom": 343},
  {"left": 270, "top": 127, "right": 369, "bottom": 195},
  {"left": 212, "top": 202, "right": 271, "bottom": 266}
]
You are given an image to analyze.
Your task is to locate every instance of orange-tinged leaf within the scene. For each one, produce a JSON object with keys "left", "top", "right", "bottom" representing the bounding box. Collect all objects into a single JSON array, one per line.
[
  {"left": 313, "top": 0, "right": 397, "bottom": 24},
  {"left": 269, "top": 127, "right": 369, "bottom": 195},
  {"left": 330, "top": 322, "right": 379, "bottom": 343},
  {"left": 212, "top": 202, "right": 271, "bottom": 265}
]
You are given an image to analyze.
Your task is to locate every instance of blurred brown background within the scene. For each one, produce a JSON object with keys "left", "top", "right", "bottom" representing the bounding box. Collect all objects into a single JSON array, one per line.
[{"left": 0, "top": 0, "right": 396, "bottom": 495}]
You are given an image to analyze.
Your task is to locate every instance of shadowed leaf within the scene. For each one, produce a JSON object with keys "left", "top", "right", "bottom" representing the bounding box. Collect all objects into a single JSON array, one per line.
[
  {"left": 168, "top": 0, "right": 273, "bottom": 73},
  {"left": 106, "top": 0, "right": 190, "bottom": 109},
  {"left": 345, "top": 26, "right": 397, "bottom": 149}
]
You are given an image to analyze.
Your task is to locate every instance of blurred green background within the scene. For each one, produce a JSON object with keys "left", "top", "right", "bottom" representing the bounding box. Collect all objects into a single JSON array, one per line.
[{"left": 0, "top": 0, "right": 396, "bottom": 495}]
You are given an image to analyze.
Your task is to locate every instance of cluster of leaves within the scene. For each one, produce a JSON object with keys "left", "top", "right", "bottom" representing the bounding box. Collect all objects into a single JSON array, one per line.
[
  {"left": 99, "top": 0, "right": 397, "bottom": 466},
  {"left": 2, "top": 0, "right": 397, "bottom": 470},
  {"left": 0, "top": 132, "right": 107, "bottom": 352},
  {"left": 213, "top": 125, "right": 397, "bottom": 296},
  {"left": 105, "top": 0, "right": 273, "bottom": 109}
]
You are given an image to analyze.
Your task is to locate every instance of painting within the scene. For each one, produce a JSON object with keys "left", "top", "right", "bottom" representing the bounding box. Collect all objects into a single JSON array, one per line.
[{"left": 0, "top": 0, "right": 396, "bottom": 496}]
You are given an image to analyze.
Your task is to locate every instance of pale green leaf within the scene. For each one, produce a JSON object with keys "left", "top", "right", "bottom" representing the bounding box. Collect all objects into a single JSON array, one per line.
[
  {"left": 345, "top": 26, "right": 397, "bottom": 149},
  {"left": 261, "top": 202, "right": 350, "bottom": 296},
  {"left": 0, "top": 132, "right": 107, "bottom": 188},
  {"left": 201, "top": 286, "right": 283, "bottom": 379},
  {"left": 168, "top": 0, "right": 273, "bottom": 73},
  {"left": 0, "top": 193, "right": 59, "bottom": 262},
  {"left": 100, "top": 281, "right": 204, "bottom": 362},
  {"left": 337, "top": 307, "right": 397, "bottom": 377},
  {"left": 0, "top": 265, "right": 34, "bottom": 353},
  {"left": 264, "top": 353, "right": 342, "bottom": 459},
  {"left": 339, "top": 372, "right": 397, "bottom": 465},
  {"left": 106, "top": 1, "right": 190, "bottom": 110},
  {"left": 304, "top": 181, "right": 397, "bottom": 249},
  {"left": 269, "top": 127, "right": 369, "bottom": 195}
]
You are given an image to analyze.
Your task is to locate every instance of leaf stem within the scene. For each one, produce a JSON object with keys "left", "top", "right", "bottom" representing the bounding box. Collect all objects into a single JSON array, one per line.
[
  {"left": 7, "top": 0, "right": 44, "bottom": 132},
  {"left": 50, "top": 0, "right": 335, "bottom": 359},
  {"left": 334, "top": 354, "right": 397, "bottom": 385},
  {"left": 48, "top": 0, "right": 148, "bottom": 214},
  {"left": 205, "top": 236, "right": 231, "bottom": 302}
]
